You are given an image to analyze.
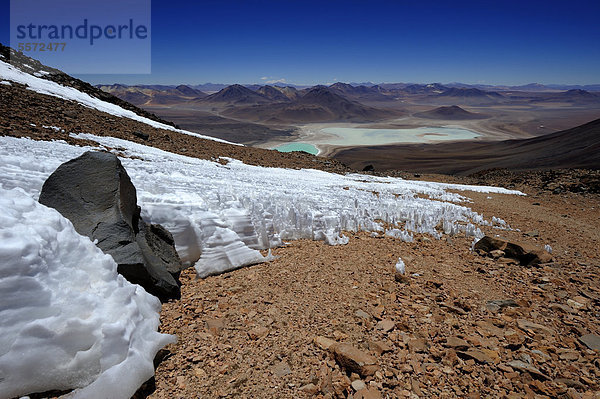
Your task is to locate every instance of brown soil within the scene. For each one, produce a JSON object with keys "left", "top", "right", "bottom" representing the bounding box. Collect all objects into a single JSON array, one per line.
[{"left": 149, "top": 185, "right": 600, "bottom": 399}]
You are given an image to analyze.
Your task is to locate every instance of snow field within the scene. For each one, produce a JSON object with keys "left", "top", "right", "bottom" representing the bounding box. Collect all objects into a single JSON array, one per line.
[
  {"left": 0, "top": 187, "right": 175, "bottom": 399},
  {"left": 0, "top": 134, "right": 522, "bottom": 278}
]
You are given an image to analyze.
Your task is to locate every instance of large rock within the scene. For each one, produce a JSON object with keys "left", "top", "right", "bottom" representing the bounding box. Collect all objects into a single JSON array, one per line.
[
  {"left": 39, "top": 151, "right": 182, "bottom": 301},
  {"left": 474, "top": 236, "right": 553, "bottom": 266}
]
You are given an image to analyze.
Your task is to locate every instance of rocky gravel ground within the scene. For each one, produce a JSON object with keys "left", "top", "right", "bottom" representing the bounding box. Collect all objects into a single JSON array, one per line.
[{"left": 149, "top": 187, "right": 600, "bottom": 399}]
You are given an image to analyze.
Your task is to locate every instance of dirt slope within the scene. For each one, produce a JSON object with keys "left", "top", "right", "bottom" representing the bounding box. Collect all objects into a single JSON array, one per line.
[{"left": 333, "top": 118, "right": 600, "bottom": 175}]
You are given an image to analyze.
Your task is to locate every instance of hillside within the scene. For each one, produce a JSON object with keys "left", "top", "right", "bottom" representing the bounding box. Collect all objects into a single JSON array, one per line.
[
  {"left": 200, "top": 84, "right": 272, "bottom": 105},
  {"left": 329, "top": 82, "right": 392, "bottom": 101},
  {"left": 256, "top": 85, "right": 294, "bottom": 102},
  {"left": 98, "top": 84, "right": 208, "bottom": 106},
  {"left": 0, "top": 44, "right": 175, "bottom": 126},
  {"left": 224, "top": 86, "right": 399, "bottom": 123},
  {"left": 334, "top": 118, "right": 600, "bottom": 174},
  {"left": 533, "top": 89, "right": 600, "bottom": 104},
  {"left": 414, "top": 105, "right": 489, "bottom": 120}
]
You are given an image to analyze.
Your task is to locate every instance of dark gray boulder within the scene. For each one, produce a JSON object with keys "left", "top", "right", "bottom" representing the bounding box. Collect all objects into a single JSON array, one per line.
[
  {"left": 39, "top": 151, "right": 182, "bottom": 301},
  {"left": 474, "top": 235, "right": 553, "bottom": 266}
]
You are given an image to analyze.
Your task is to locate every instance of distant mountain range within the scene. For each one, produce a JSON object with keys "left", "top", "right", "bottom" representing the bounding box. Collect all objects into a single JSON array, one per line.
[
  {"left": 98, "top": 81, "right": 600, "bottom": 95},
  {"left": 219, "top": 86, "right": 401, "bottom": 123},
  {"left": 97, "top": 80, "right": 600, "bottom": 123},
  {"left": 97, "top": 81, "right": 600, "bottom": 108}
]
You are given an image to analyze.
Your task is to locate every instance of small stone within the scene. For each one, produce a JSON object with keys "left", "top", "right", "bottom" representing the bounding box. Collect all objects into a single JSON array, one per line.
[
  {"left": 457, "top": 349, "right": 493, "bottom": 364},
  {"left": 578, "top": 334, "right": 600, "bottom": 351},
  {"left": 490, "top": 249, "right": 505, "bottom": 259},
  {"left": 314, "top": 336, "right": 336, "bottom": 350},
  {"left": 408, "top": 338, "right": 428, "bottom": 353},
  {"left": 440, "top": 302, "right": 467, "bottom": 315},
  {"left": 481, "top": 349, "right": 500, "bottom": 363},
  {"left": 205, "top": 318, "right": 225, "bottom": 335},
  {"left": 329, "top": 342, "right": 379, "bottom": 377},
  {"left": 193, "top": 367, "right": 207, "bottom": 379},
  {"left": 351, "top": 380, "right": 367, "bottom": 391},
  {"left": 273, "top": 361, "right": 292, "bottom": 377},
  {"left": 567, "top": 297, "right": 588, "bottom": 310},
  {"left": 554, "top": 378, "right": 586, "bottom": 389},
  {"left": 516, "top": 319, "right": 555, "bottom": 337},
  {"left": 299, "top": 383, "right": 319, "bottom": 394},
  {"left": 368, "top": 340, "right": 393, "bottom": 355},
  {"left": 176, "top": 376, "right": 186, "bottom": 389},
  {"left": 371, "top": 305, "right": 385, "bottom": 319},
  {"left": 549, "top": 303, "right": 575, "bottom": 313},
  {"left": 376, "top": 319, "right": 395, "bottom": 332},
  {"left": 444, "top": 337, "right": 469, "bottom": 350},
  {"left": 506, "top": 360, "right": 550, "bottom": 381},
  {"left": 486, "top": 299, "right": 518, "bottom": 311},
  {"left": 248, "top": 326, "right": 269, "bottom": 340},
  {"left": 355, "top": 309, "right": 371, "bottom": 320},
  {"left": 558, "top": 350, "right": 579, "bottom": 361}
]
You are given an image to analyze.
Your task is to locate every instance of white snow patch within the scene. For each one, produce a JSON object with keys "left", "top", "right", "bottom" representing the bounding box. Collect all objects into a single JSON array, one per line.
[
  {"left": 43, "top": 125, "right": 65, "bottom": 132},
  {"left": 544, "top": 244, "right": 553, "bottom": 254},
  {"left": 395, "top": 258, "right": 406, "bottom": 274},
  {"left": 0, "top": 80, "right": 11, "bottom": 86},
  {"left": 0, "top": 187, "right": 175, "bottom": 399},
  {"left": 0, "top": 134, "right": 522, "bottom": 278},
  {"left": 386, "top": 228, "right": 414, "bottom": 242},
  {"left": 0, "top": 60, "right": 238, "bottom": 145}
]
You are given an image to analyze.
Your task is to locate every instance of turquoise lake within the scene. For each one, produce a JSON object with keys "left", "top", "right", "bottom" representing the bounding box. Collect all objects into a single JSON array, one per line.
[
  {"left": 274, "top": 142, "right": 319, "bottom": 155},
  {"left": 273, "top": 126, "right": 480, "bottom": 154},
  {"left": 319, "top": 126, "right": 480, "bottom": 146}
]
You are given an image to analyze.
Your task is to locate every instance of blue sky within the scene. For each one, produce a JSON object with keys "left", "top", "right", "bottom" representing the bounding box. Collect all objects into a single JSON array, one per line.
[{"left": 2, "top": 0, "right": 600, "bottom": 85}]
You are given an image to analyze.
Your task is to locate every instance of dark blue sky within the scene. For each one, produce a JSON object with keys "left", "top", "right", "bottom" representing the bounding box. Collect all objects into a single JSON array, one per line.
[{"left": 2, "top": 0, "right": 600, "bottom": 85}]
